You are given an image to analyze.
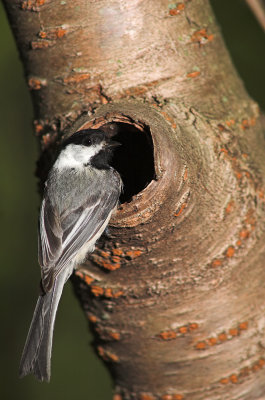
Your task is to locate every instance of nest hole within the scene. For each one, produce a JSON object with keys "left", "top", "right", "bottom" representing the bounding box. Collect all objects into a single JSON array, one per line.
[{"left": 104, "top": 122, "right": 155, "bottom": 203}]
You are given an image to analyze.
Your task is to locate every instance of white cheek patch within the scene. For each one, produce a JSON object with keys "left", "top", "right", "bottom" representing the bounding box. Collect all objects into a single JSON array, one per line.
[{"left": 54, "top": 144, "right": 103, "bottom": 169}]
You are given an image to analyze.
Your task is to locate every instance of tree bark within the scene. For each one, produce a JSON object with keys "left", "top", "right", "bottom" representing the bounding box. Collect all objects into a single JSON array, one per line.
[{"left": 4, "top": 0, "right": 265, "bottom": 399}]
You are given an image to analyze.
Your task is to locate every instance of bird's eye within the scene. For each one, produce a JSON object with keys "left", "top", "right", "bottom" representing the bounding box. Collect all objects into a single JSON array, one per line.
[{"left": 85, "top": 138, "right": 92, "bottom": 146}]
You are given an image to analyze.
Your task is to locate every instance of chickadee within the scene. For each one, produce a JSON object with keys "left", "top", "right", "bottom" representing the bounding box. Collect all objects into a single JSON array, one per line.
[{"left": 19, "top": 128, "right": 122, "bottom": 382}]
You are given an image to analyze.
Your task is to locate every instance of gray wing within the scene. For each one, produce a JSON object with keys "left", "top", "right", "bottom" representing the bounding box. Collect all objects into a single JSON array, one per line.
[
  {"left": 38, "top": 196, "right": 62, "bottom": 271},
  {"left": 38, "top": 169, "right": 121, "bottom": 292}
]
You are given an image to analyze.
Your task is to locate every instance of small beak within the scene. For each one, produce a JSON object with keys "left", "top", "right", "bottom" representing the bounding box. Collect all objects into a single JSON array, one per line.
[{"left": 107, "top": 140, "right": 121, "bottom": 148}]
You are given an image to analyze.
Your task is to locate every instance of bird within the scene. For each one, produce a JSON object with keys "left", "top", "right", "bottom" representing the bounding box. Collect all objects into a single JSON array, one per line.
[{"left": 19, "top": 128, "right": 122, "bottom": 382}]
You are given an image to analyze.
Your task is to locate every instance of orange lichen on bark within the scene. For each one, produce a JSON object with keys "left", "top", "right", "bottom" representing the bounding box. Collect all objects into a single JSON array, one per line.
[
  {"left": 220, "top": 377, "right": 229, "bottom": 385},
  {"left": 252, "top": 358, "right": 265, "bottom": 371},
  {"left": 104, "top": 288, "right": 113, "bottom": 298},
  {"left": 107, "top": 350, "right": 118, "bottom": 362},
  {"left": 63, "top": 73, "right": 91, "bottom": 84},
  {"left": 196, "top": 321, "right": 248, "bottom": 349},
  {"left": 178, "top": 326, "right": 188, "bottom": 334},
  {"left": 74, "top": 269, "right": 88, "bottom": 279},
  {"left": 188, "top": 322, "right": 199, "bottom": 331},
  {"left": 239, "top": 229, "right": 250, "bottom": 239},
  {"left": 82, "top": 274, "right": 94, "bottom": 285},
  {"left": 91, "top": 254, "right": 122, "bottom": 271},
  {"left": 38, "top": 27, "right": 67, "bottom": 40},
  {"left": 105, "top": 287, "right": 125, "bottom": 298},
  {"left": 191, "top": 28, "right": 214, "bottom": 45},
  {"left": 226, "top": 246, "right": 235, "bottom": 258},
  {"left": 112, "top": 255, "right": 122, "bottom": 263},
  {"left": 113, "top": 290, "right": 125, "bottom": 298},
  {"left": 112, "top": 248, "right": 124, "bottom": 256},
  {"left": 91, "top": 285, "right": 104, "bottom": 297},
  {"left": 91, "top": 287, "right": 124, "bottom": 299},
  {"left": 92, "top": 247, "right": 142, "bottom": 269},
  {"left": 220, "top": 149, "right": 255, "bottom": 187},
  {"left": 219, "top": 148, "right": 228, "bottom": 155},
  {"left": 159, "top": 330, "right": 177, "bottom": 340},
  {"left": 236, "top": 171, "right": 242, "bottom": 180},
  {"left": 95, "top": 327, "right": 121, "bottom": 341},
  {"left": 55, "top": 28, "right": 67, "bottom": 38},
  {"left": 21, "top": 0, "right": 46, "bottom": 11},
  {"left": 28, "top": 77, "right": 47, "bottom": 90},
  {"left": 225, "top": 119, "right": 235, "bottom": 127},
  {"left": 139, "top": 393, "right": 155, "bottom": 400},
  {"left": 106, "top": 351, "right": 119, "bottom": 362},
  {"left": 35, "top": 124, "right": 44, "bottom": 134},
  {"left": 41, "top": 133, "right": 53, "bottom": 148},
  {"left": 126, "top": 250, "right": 142, "bottom": 259},
  {"left": 207, "top": 337, "right": 218, "bottom": 346},
  {"left": 119, "top": 78, "right": 170, "bottom": 99},
  {"left": 186, "top": 71, "right": 201, "bottom": 79},
  {"left": 239, "top": 321, "right": 248, "bottom": 331},
  {"left": 103, "top": 262, "right": 121, "bottom": 270},
  {"left": 229, "top": 328, "right": 239, "bottom": 337},
  {"left": 225, "top": 200, "right": 234, "bottom": 214},
  {"left": 113, "top": 395, "right": 122, "bottom": 400},
  {"left": 31, "top": 40, "right": 53, "bottom": 49},
  {"left": 241, "top": 118, "right": 256, "bottom": 130},
  {"left": 75, "top": 270, "right": 95, "bottom": 285},
  {"left": 217, "top": 123, "right": 226, "bottom": 132},
  {"left": 97, "top": 346, "right": 119, "bottom": 363},
  {"left": 161, "top": 111, "right": 177, "bottom": 129},
  {"left": 97, "top": 346, "right": 104, "bottom": 357},
  {"left": 103, "top": 261, "right": 121, "bottom": 270},
  {"left": 88, "top": 315, "right": 98, "bottom": 323},
  {"left": 174, "top": 203, "right": 187, "bottom": 217},
  {"left": 169, "top": 3, "right": 185, "bottom": 16},
  {"left": 218, "top": 333, "right": 227, "bottom": 342},
  {"left": 158, "top": 323, "right": 198, "bottom": 340},
  {"left": 195, "top": 341, "right": 207, "bottom": 350},
  {"left": 34, "top": 121, "right": 44, "bottom": 134},
  {"left": 108, "top": 331, "right": 121, "bottom": 341},
  {"left": 151, "top": 102, "right": 160, "bottom": 110},
  {"left": 38, "top": 31, "right": 47, "bottom": 39},
  {"left": 211, "top": 258, "right": 222, "bottom": 268},
  {"left": 100, "top": 94, "right": 109, "bottom": 104},
  {"left": 183, "top": 168, "right": 188, "bottom": 181},
  {"left": 219, "top": 358, "right": 265, "bottom": 386},
  {"left": 123, "top": 86, "right": 148, "bottom": 97},
  {"left": 99, "top": 250, "right": 111, "bottom": 259},
  {"left": 229, "top": 374, "right": 238, "bottom": 384}
]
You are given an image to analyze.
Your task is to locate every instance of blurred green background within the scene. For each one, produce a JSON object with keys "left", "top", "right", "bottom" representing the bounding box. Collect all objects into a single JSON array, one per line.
[{"left": 1, "top": 1, "right": 264, "bottom": 400}]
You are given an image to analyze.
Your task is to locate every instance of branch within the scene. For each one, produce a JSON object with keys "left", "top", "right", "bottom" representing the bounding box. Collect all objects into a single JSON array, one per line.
[{"left": 4, "top": 0, "right": 265, "bottom": 398}]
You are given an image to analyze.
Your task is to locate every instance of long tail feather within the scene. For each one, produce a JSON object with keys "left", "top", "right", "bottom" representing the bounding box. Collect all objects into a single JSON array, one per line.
[{"left": 19, "top": 268, "right": 71, "bottom": 381}]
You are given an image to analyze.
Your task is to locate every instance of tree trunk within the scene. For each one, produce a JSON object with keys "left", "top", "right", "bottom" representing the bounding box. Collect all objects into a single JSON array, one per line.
[{"left": 4, "top": 0, "right": 265, "bottom": 399}]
